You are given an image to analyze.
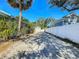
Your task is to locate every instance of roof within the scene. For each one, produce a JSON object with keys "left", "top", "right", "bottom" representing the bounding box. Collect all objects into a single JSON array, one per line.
[
  {"left": 0, "top": 10, "right": 11, "bottom": 17},
  {"left": 66, "top": 13, "right": 78, "bottom": 17},
  {"left": 57, "top": 13, "right": 79, "bottom": 23}
]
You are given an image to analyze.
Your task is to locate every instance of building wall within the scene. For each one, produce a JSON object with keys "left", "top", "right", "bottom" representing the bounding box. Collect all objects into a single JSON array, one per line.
[{"left": 56, "top": 14, "right": 78, "bottom": 26}]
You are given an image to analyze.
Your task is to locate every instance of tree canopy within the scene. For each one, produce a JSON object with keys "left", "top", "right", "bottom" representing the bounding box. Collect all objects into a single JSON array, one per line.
[
  {"left": 8, "top": 0, "right": 32, "bottom": 10},
  {"left": 49, "top": 0, "right": 79, "bottom": 11}
]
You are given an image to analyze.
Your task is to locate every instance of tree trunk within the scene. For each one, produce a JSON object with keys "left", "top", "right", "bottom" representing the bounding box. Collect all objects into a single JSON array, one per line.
[
  {"left": 18, "top": 0, "right": 22, "bottom": 34},
  {"left": 18, "top": 10, "right": 22, "bottom": 32}
]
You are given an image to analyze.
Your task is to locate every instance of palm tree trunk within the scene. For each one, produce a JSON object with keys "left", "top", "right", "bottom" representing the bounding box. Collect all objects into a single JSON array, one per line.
[
  {"left": 18, "top": 0, "right": 22, "bottom": 34},
  {"left": 18, "top": 10, "right": 22, "bottom": 32}
]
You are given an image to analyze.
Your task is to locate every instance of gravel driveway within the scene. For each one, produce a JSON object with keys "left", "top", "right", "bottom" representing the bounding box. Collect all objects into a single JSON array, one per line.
[{"left": 2, "top": 32, "right": 79, "bottom": 59}]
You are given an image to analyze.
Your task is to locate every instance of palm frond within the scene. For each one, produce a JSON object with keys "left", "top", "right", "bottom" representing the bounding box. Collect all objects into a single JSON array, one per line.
[
  {"left": 8, "top": 0, "right": 33, "bottom": 10},
  {"left": 49, "top": 0, "right": 79, "bottom": 11}
]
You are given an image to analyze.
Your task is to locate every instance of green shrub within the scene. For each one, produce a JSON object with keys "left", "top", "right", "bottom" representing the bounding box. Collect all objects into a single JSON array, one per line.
[
  {"left": 0, "top": 19, "right": 17, "bottom": 40},
  {"left": 21, "top": 27, "right": 29, "bottom": 34}
]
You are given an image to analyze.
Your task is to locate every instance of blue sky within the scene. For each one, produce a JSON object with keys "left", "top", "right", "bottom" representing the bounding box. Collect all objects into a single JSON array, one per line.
[{"left": 0, "top": 0, "right": 79, "bottom": 22}]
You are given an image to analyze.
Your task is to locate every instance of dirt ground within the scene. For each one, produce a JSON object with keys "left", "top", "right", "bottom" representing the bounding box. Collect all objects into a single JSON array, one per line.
[{"left": 0, "top": 40, "right": 16, "bottom": 54}]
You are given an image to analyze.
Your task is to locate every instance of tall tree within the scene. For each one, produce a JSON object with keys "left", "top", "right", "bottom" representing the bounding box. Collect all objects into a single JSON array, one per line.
[{"left": 8, "top": 0, "right": 33, "bottom": 33}]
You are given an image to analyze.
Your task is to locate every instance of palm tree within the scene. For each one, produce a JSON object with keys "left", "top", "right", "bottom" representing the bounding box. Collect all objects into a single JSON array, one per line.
[{"left": 8, "top": 0, "right": 33, "bottom": 33}]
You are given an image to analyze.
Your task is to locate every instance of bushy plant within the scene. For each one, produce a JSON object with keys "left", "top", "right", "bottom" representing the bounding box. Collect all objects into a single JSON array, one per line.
[
  {"left": 0, "top": 19, "right": 17, "bottom": 41},
  {"left": 21, "top": 27, "right": 29, "bottom": 34},
  {"left": 27, "top": 22, "right": 35, "bottom": 34}
]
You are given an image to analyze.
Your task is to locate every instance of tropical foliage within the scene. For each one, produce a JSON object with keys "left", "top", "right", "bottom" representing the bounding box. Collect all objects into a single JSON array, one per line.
[
  {"left": 36, "top": 18, "right": 48, "bottom": 29},
  {"left": 0, "top": 15, "right": 57, "bottom": 41},
  {"left": 0, "top": 18, "right": 17, "bottom": 41},
  {"left": 35, "top": 17, "right": 56, "bottom": 29},
  {"left": 49, "top": 0, "right": 79, "bottom": 11},
  {"left": 15, "top": 16, "right": 34, "bottom": 34},
  {"left": 0, "top": 16, "right": 35, "bottom": 41}
]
